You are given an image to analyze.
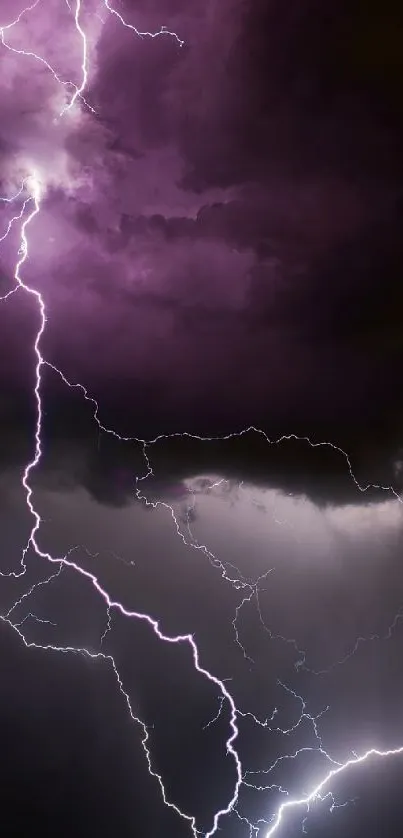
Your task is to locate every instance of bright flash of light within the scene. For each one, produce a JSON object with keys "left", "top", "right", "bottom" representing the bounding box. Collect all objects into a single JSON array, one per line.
[{"left": 264, "top": 745, "right": 403, "bottom": 837}]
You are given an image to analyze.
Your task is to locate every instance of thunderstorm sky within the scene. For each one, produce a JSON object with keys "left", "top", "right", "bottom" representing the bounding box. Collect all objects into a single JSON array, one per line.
[{"left": 1, "top": 1, "right": 403, "bottom": 837}]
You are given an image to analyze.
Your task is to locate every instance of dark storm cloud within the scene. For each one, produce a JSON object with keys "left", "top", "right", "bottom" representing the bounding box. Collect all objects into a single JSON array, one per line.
[
  {"left": 173, "top": 0, "right": 403, "bottom": 189},
  {"left": 1, "top": 395, "right": 400, "bottom": 512},
  {"left": 1, "top": 0, "right": 403, "bottom": 504},
  {"left": 62, "top": 1, "right": 403, "bottom": 434}
]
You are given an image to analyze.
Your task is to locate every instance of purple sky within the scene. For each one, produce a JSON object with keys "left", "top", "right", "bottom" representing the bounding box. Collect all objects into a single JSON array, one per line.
[{"left": 1, "top": 0, "right": 403, "bottom": 455}]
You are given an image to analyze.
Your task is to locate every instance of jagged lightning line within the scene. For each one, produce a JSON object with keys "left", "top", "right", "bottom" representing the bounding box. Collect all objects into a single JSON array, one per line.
[
  {"left": 240, "top": 679, "right": 330, "bottom": 741},
  {"left": 302, "top": 603, "right": 403, "bottom": 677},
  {"left": 102, "top": 0, "right": 185, "bottom": 47},
  {"left": 4, "top": 540, "right": 243, "bottom": 837},
  {"left": 0, "top": 202, "right": 28, "bottom": 249},
  {"left": 40, "top": 357, "right": 403, "bottom": 505},
  {"left": 0, "top": 8, "right": 242, "bottom": 838},
  {"left": 204, "top": 678, "right": 330, "bottom": 768},
  {"left": 1, "top": 177, "right": 243, "bottom": 831},
  {"left": 5, "top": 563, "right": 64, "bottom": 618},
  {"left": 139, "top": 430, "right": 402, "bottom": 503},
  {"left": 38, "top": 360, "right": 403, "bottom": 682},
  {"left": 244, "top": 746, "right": 341, "bottom": 791},
  {"left": 12, "top": 174, "right": 47, "bottom": 579},
  {"left": 0, "top": 0, "right": 95, "bottom": 115},
  {"left": 178, "top": 478, "right": 310, "bottom": 670},
  {"left": 203, "top": 694, "right": 226, "bottom": 731},
  {"left": 300, "top": 790, "right": 358, "bottom": 835},
  {"left": 1, "top": 5, "right": 403, "bottom": 838},
  {"left": 61, "top": 0, "right": 88, "bottom": 115},
  {"left": 263, "top": 745, "right": 403, "bottom": 837},
  {"left": 14, "top": 611, "right": 57, "bottom": 628},
  {"left": 0, "top": 608, "right": 204, "bottom": 835},
  {"left": 24, "top": 231, "right": 403, "bottom": 838},
  {"left": 0, "top": 180, "right": 28, "bottom": 204},
  {"left": 0, "top": 153, "right": 321, "bottom": 838},
  {"left": 0, "top": 185, "right": 38, "bottom": 303}
]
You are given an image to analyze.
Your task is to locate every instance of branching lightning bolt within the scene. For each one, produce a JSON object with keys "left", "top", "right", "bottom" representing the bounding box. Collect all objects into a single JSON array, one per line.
[
  {"left": 0, "top": 0, "right": 95, "bottom": 115},
  {"left": 0, "top": 5, "right": 240, "bottom": 837},
  {"left": 0, "top": 165, "right": 242, "bottom": 838},
  {"left": 262, "top": 746, "right": 403, "bottom": 837},
  {"left": 1, "top": 3, "right": 403, "bottom": 838}
]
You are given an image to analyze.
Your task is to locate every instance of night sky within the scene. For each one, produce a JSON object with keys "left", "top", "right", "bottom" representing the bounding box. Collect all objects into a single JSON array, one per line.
[{"left": 1, "top": 1, "right": 403, "bottom": 836}]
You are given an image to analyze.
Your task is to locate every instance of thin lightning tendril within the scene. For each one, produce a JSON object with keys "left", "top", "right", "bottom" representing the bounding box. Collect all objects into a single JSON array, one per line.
[
  {"left": 103, "top": 0, "right": 185, "bottom": 47},
  {"left": 1, "top": 4, "right": 403, "bottom": 838}
]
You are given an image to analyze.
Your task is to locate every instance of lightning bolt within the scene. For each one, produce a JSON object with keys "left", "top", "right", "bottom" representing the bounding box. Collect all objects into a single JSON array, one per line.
[
  {"left": 0, "top": 0, "right": 95, "bottom": 115},
  {"left": 1, "top": 3, "right": 402, "bottom": 838},
  {"left": 61, "top": 0, "right": 88, "bottom": 114},
  {"left": 102, "top": 0, "right": 184, "bottom": 47},
  {"left": 262, "top": 746, "right": 403, "bottom": 837},
  {"left": 0, "top": 5, "right": 241, "bottom": 837}
]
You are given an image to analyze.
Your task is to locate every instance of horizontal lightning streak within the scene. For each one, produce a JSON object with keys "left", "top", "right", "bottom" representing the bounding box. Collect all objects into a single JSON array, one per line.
[{"left": 102, "top": 0, "right": 185, "bottom": 47}]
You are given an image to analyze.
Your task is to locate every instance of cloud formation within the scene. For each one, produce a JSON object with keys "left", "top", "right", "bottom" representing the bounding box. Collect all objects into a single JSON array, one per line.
[{"left": 1, "top": 0, "right": 403, "bottom": 497}]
